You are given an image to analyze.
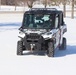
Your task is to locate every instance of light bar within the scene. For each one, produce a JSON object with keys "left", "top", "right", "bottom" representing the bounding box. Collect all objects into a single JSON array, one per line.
[{"left": 30, "top": 8, "right": 57, "bottom": 11}]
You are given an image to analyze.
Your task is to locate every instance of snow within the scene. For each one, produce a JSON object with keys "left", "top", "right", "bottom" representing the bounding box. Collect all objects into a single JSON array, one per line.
[
  {"left": 0, "top": 5, "right": 29, "bottom": 11},
  {"left": 0, "top": 20, "right": 76, "bottom": 75},
  {"left": 0, "top": 12, "right": 23, "bottom": 23},
  {"left": 0, "top": 5, "right": 76, "bottom": 11},
  {"left": 0, "top": 9, "right": 76, "bottom": 75}
]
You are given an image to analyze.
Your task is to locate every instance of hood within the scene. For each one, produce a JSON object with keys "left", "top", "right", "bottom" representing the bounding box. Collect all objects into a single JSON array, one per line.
[{"left": 23, "top": 29, "right": 47, "bottom": 35}]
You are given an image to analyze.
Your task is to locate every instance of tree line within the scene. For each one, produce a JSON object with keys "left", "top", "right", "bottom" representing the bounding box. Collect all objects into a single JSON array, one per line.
[{"left": 0, "top": 0, "right": 76, "bottom": 18}]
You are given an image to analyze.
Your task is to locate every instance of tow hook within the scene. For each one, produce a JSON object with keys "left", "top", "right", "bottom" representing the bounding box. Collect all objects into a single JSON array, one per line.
[{"left": 30, "top": 44, "right": 35, "bottom": 52}]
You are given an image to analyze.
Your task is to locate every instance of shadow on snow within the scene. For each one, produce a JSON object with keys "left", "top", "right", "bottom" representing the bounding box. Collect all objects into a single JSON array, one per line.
[
  {"left": 55, "top": 45, "right": 76, "bottom": 57},
  {"left": 22, "top": 45, "right": 76, "bottom": 57}
]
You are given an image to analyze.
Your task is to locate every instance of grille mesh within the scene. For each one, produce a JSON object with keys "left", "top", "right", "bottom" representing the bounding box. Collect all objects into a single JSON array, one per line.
[{"left": 26, "top": 33, "right": 40, "bottom": 39}]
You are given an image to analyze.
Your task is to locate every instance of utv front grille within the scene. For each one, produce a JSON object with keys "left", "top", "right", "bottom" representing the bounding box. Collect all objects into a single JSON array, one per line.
[
  {"left": 27, "top": 39, "right": 38, "bottom": 42},
  {"left": 26, "top": 33, "right": 40, "bottom": 40}
]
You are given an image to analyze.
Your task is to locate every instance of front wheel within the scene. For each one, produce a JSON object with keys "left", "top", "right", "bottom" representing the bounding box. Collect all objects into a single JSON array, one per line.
[
  {"left": 47, "top": 42, "right": 54, "bottom": 57},
  {"left": 17, "top": 41, "right": 23, "bottom": 55}
]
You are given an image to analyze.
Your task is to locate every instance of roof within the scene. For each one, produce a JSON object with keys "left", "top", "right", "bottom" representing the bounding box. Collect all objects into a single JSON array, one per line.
[{"left": 24, "top": 8, "right": 63, "bottom": 14}]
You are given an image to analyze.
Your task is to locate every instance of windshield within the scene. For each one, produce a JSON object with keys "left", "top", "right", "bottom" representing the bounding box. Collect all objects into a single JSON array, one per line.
[{"left": 23, "top": 14, "right": 53, "bottom": 29}]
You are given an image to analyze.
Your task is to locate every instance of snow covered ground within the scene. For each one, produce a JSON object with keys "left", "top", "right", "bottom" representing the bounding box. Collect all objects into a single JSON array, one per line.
[
  {"left": 0, "top": 18, "right": 76, "bottom": 75},
  {"left": 0, "top": 12, "right": 76, "bottom": 75}
]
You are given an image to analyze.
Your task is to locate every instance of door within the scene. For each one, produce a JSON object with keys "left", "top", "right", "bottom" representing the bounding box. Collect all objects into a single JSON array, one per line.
[{"left": 54, "top": 15, "right": 61, "bottom": 48}]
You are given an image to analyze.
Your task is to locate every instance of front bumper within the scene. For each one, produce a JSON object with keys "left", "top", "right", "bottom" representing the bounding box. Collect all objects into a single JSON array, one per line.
[{"left": 24, "top": 33, "right": 44, "bottom": 51}]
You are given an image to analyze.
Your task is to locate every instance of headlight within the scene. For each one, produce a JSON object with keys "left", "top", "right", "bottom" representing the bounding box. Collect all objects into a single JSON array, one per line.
[
  {"left": 18, "top": 31, "right": 25, "bottom": 38},
  {"left": 42, "top": 32, "right": 52, "bottom": 40}
]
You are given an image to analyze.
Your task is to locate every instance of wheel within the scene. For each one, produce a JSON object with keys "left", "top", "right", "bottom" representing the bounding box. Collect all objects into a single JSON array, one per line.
[
  {"left": 59, "top": 37, "right": 66, "bottom": 50},
  {"left": 47, "top": 42, "right": 54, "bottom": 57},
  {"left": 17, "top": 41, "right": 23, "bottom": 55}
]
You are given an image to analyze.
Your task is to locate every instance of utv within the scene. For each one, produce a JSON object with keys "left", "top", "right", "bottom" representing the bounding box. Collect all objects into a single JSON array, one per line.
[{"left": 17, "top": 8, "right": 67, "bottom": 57}]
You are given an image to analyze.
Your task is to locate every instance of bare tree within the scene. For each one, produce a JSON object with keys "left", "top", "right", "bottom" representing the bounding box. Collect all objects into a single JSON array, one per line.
[
  {"left": 42, "top": 0, "right": 48, "bottom": 8},
  {"left": 42, "top": 0, "right": 61, "bottom": 8},
  {"left": 0, "top": 0, "right": 1, "bottom": 9},
  {"left": 21, "top": 0, "right": 27, "bottom": 11},
  {"left": 49, "top": 0, "right": 61, "bottom": 6},
  {"left": 1, "top": 0, "right": 6, "bottom": 5},
  {"left": 71, "top": 0, "right": 74, "bottom": 18},
  {"left": 26, "top": 0, "right": 36, "bottom": 8},
  {"left": 63, "top": 0, "right": 66, "bottom": 17},
  {"left": 18, "top": 0, "right": 35, "bottom": 8},
  {"left": 60, "top": 0, "right": 71, "bottom": 18},
  {"left": 1, "top": 0, "right": 15, "bottom": 5},
  {"left": 6, "top": 0, "right": 14, "bottom": 5},
  {"left": 14, "top": 0, "right": 17, "bottom": 10}
]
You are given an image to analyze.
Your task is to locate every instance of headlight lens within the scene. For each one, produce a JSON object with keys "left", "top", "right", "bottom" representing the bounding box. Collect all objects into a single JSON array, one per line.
[
  {"left": 18, "top": 31, "right": 25, "bottom": 38},
  {"left": 42, "top": 32, "right": 52, "bottom": 40},
  {"left": 19, "top": 31, "right": 24, "bottom": 35}
]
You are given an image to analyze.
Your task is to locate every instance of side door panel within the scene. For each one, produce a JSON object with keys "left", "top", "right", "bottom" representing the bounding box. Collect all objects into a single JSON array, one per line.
[
  {"left": 54, "top": 29, "right": 60, "bottom": 48},
  {"left": 54, "top": 15, "right": 61, "bottom": 48}
]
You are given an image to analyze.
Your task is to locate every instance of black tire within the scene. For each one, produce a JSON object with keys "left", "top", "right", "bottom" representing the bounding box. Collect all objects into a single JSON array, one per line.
[
  {"left": 47, "top": 42, "right": 54, "bottom": 57},
  {"left": 17, "top": 41, "right": 23, "bottom": 55},
  {"left": 59, "top": 38, "right": 66, "bottom": 50}
]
